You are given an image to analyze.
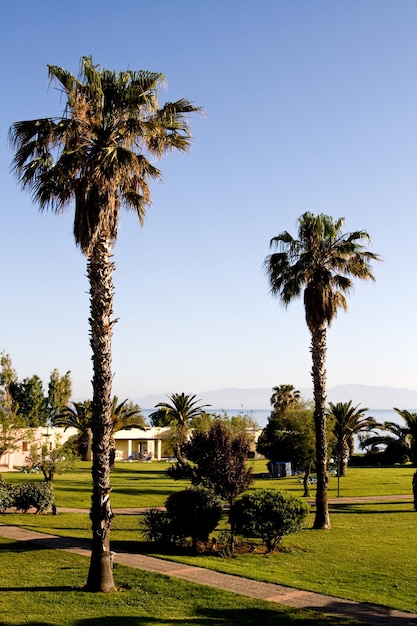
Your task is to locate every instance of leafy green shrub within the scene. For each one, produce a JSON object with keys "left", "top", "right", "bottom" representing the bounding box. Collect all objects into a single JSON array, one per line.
[
  {"left": 166, "top": 487, "right": 223, "bottom": 549},
  {"left": 141, "top": 508, "right": 175, "bottom": 544},
  {"left": 0, "top": 477, "right": 17, "bottom": 512},
  {"left": 14, "top": 481, "right": 55, "bottom": 513},
  {"left": 231, "top": 489, "right": 309, "bottom": 552}
]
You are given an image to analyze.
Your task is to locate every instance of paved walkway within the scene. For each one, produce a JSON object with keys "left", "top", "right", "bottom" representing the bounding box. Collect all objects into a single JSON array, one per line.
[{"left": 0, "top": 519, "right": 415, "bottom": 626}]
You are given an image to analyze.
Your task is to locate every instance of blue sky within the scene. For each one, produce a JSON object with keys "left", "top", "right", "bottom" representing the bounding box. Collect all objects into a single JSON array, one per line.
[{"left": 1, "top": 0, "right": 416, "bottom": 403}]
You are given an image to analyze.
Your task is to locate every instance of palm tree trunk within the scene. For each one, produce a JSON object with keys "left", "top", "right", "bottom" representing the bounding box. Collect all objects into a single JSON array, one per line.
[
  {"left": 310, "top": 325, "right": 331, "bottom": 529},
  {"left": 85, "top": 239, "right": 116, "bottom": 592}
]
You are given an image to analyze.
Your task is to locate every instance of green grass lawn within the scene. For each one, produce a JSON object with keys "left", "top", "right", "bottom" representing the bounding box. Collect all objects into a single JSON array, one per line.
[
  {"left": 1, "top": 461, "right": 416, "bottom": 619},
  {"left": 5, "top": 460, "right": 414, "bottom": 509}
]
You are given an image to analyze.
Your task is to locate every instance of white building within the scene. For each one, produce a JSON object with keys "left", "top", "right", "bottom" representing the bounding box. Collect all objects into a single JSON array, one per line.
[{"left": 0, "top": 426, "right": 171, "bottom": 471}]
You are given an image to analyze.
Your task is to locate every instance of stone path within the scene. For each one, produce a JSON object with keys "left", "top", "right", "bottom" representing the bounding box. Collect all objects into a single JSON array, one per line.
[{"left": 0, "top": 520, "right": 415, "bottom": 625}]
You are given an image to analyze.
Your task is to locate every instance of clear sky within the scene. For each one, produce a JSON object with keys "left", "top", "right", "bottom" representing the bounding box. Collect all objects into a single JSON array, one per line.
[{"left": 0, "top": 0, "right": 416, "bottom": 402}]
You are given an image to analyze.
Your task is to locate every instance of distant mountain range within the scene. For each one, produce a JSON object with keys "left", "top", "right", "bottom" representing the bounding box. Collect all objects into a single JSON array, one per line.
[{"left": 138, "top": 384, "right": 417, "bottom": 411}]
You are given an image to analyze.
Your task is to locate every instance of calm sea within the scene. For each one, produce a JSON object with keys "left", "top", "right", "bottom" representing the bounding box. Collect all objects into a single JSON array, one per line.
[{"left": 142, "top": 408, "right": 404, "bottom": 430}]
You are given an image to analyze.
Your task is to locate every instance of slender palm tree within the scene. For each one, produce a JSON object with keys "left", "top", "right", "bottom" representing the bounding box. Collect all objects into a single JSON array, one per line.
[
  {"left": 327, "top": 401, "right": 376, "bottom": 476},
  {"left": 264, "top": 212, "right": 380, "bottom": 529},
  {"left": 9, "top": 56, "right": 200, "bottom": 591},
  {"left": 360, "top": 408, "right": 417, "bottom": 465},
  {"left": 270, "top": 384, "right": 301, "bottom": 417},
  {"left": 53, "top": 400, "right": 92, "bottom": 461},
  {"left": 149, "top": 393, "right": 210, "bottom": 462}
]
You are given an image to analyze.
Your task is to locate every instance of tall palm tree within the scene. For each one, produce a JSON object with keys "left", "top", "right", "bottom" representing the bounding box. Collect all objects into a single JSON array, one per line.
[
  {"left": 9, "top": 56, "right": 200, "bottom": 591},
  {"left": 149, "top": 393, "right": 210, "bottom": 462},
  {"left": 53, "top": 400, "right": 92, "bottom": 461},
  {"left": 270, "top": 384, "right": 301, "bottom": 416},
  {"left": 327, "top": 401, "right": 376, "bottom": 476},
  {"left": 360, "top": 408, "right": 417, "bottom": 465},
  {"left": 264, "top": 212, "right": 380, "bottom": 529}
]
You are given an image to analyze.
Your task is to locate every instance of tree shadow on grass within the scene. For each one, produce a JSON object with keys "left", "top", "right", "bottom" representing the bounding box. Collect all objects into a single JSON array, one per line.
[
  {"left": 71, "top": 607, "right": 360, "bottom": 625},
  {"left": 329, "top": 503, "right": 414, "bottom": 515}
]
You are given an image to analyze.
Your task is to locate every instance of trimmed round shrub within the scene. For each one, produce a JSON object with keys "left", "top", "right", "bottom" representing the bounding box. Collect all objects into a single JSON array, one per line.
[
  {"left": 165, "top": 487, "right": 223, "bottom": 549},
  {"left": 14, "top": 481, "right": 55, "bottom": 513},
  {"left": 231, "top": 489, "right": 309, "bottom": 552}
]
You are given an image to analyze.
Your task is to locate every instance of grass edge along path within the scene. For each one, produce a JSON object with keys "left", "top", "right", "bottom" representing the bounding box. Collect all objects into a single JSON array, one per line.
[{"left": 0, "top": 522, "right": 415, "bottom": 626}]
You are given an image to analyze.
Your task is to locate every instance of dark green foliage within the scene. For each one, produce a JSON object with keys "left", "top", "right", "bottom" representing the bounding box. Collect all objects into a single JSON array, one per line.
[
  {"left": 14, "top": 481, "right": 55, "bottom": 513},
  {"left": 360, "top": 409, "right": 417, "bottom": 466},
  {"left": 256, "top": 407, "right": 316, "bottom": 474},
  {"left": 10, "top": 375, "right": 47, "bottom": 427},
  {"left": 231, "top": 489, "right": 309, "bottom": 553},
  {"left": 165, "top": 487, "right": 223, "bottom": 548},
  {"left": 141, "top": 488, "right": 222, "bottom": 549},
  {"left": 0, "top": 476, "right": 17, "bottom": 512},
  {"left": 141, "top": 508, "right": 175, "bottom": 544},
  {"left": 172, "top": 420, "right": 253, "bottom": 506}
]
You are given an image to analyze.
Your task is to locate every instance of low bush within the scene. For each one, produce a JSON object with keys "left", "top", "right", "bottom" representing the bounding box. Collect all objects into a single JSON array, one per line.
[
  {"left": 231, "top": 489, "right": 309, "bottom": 553},
  {"left": 165, "top": 487, "right": 223, "bottom": 549},
  {"left": 142, "top": 487, "right": 223, "bottom": 550},
  {"left": 14, "top": 481, "right": 55, "bottom": 513},
  {"left": 0, "top": 477, "right": 17, "bottom": 512}
]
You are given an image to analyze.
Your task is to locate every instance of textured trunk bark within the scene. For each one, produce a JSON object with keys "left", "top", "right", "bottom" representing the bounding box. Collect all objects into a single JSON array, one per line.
[
  {"left": 310, "top": 325, "right": 331, "bottom": 529},
  {"left": 85, "top": 239, "right": 116, "bottom": 592},
  {"left": 339, "top": 440, "right": 350, "bottom": 477}
]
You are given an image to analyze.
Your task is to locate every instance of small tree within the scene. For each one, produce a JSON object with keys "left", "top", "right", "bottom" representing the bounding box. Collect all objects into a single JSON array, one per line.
[
  {"left": 0, "top": 353, "right": 27, "bottom": 458},
  {"left": 256, "top": 405, "right": 317, "bottom": 497},
  {"left": 172, "top": 420, "right": 253, "bottom": 505},
  {"left": 231, "top": 489, "right": 309, "bottom": 552},
  {"left": 10, "top": 375, "right": 47, "bottom": 427},
  {"left": 26, "top": 437, "right": 76, "bottom": 482}
]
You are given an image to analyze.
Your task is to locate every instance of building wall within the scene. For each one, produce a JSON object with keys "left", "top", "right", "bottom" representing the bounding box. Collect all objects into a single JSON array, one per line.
[{"left": 0, "top": 427, "right": 78, "bottom": 471}]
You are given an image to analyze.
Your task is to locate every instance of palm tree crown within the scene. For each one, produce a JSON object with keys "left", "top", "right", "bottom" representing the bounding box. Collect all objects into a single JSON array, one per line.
[
  {"left": 10, "top": 56, "right": 201, "bottom": 255},
  {"left": 53, "top": 401, "right": 92, "bottom": 461},
  {"left": 150, "top": 393, "right": 210, "bottom": 428},
  {"left": 361, "top": 408, "right": 417, "bottom": 465},
  {"left": 265, "top": 212, "right": 380, "bottom": 331},
  {"left": 270, "top": 385, "right": 301, "bottom": 416},
  {"left": 150, "top": 393, "right": 210, "bottom": 463},
  {"left": 110, "top": 396, "right": 145, "bottom": 432}
]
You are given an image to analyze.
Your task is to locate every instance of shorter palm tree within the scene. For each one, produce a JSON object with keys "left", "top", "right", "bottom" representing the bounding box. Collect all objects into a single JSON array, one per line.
[
  {"left": 55, "top": 397, "right": 144, "bottom": 464},
  {"left": 149, "top": 393, "right": 210, "bottom": 463},
  {"left": 327, "top": 401, "right": 376, "bottom": 476},
  {"left": 109, "top": 397, "right": 145, "bottom": 467},
  {"left": 53, "top": 401, "right": 92, "bottom": 461},
  {"left": 360, "top": 408, "right": 417, "bottom": 465},
  {"left": 270, "top": 385, "right": 301, "bottom": 417}
]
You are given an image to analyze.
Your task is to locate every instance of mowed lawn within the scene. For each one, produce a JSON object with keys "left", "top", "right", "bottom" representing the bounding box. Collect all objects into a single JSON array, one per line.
[{"left": 1, "top": 461, "right": 416, "bottom": 617}]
